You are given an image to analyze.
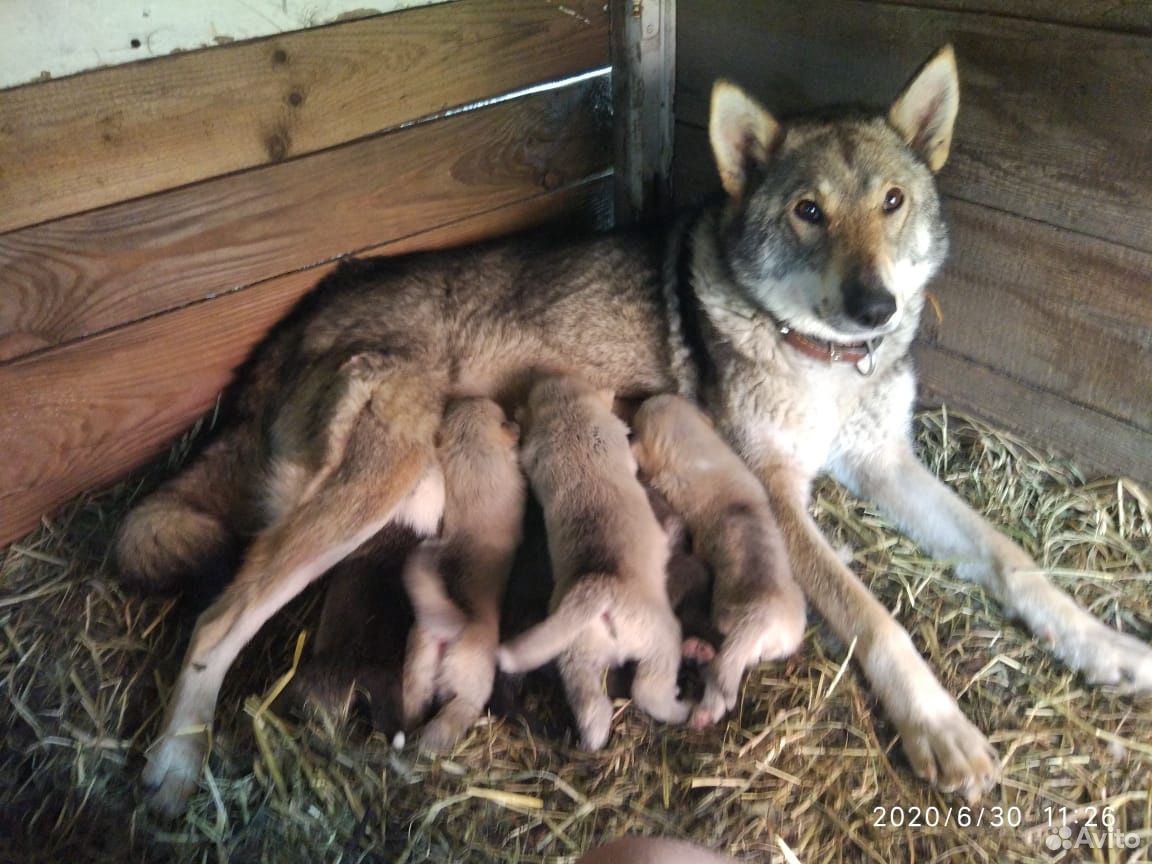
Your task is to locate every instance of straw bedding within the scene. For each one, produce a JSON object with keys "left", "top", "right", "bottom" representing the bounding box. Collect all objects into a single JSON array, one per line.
[{"left": 2, "top": 409, "right": 1149, "bottom": 863}]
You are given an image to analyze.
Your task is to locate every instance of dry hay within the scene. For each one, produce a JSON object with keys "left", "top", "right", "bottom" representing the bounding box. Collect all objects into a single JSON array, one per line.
[{"left": 2, "top": 408, "right": 1150, "bottom": 864}]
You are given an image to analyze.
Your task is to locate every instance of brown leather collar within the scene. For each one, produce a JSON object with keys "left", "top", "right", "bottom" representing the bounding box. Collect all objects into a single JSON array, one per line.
[{"left": 778, "top": 324, "right": 878, "bottom": 374}]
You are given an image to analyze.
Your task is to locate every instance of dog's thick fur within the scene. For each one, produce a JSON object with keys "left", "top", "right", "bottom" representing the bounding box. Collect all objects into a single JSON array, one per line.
[
  {"left": 496, "top": 376, "right": 690, "bottom": 750},
  {"left": 401, "top": 397, "right": 526, "bottom": 752},
  {"left": 121, "top": 46, "right": 1152, "bottom": 813},
  {"left": 632, "top": 394, "right": 805, "bottom": 728}
]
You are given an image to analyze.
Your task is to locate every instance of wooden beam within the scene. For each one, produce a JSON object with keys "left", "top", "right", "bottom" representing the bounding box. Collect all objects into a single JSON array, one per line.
[
  {"left": 610, "top": 0, "right": 676, "bottom": 224},
  {"left": 0, "top": 79, "right": 612, "bottom": 361},
  {"left": 0, "top": 0, "right": 609, "bottom": 233},
  {"left": 0, "top": 179, "right": 612, "bottom": 546}
]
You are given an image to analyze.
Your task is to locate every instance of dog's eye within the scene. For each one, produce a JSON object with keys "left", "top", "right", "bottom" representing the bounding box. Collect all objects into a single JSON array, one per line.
[
  {"left": 882, "top": 187, "right": 905, "bottom": 214},
  {"left": 793, "top": 199, "right": 824, "bottom": 225}
]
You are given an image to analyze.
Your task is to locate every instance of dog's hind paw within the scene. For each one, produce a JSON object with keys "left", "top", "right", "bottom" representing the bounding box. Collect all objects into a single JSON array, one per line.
[
  {"left": 141, "top": 731, "right": 208, "bottom": 817},
  {"left": 898, "top": 709, "right": 1001, "bottom": 803}
]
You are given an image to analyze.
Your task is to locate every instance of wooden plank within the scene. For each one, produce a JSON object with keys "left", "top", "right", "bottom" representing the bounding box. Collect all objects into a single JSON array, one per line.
[
  {"left": 0, "top": 78, "right": 612, "bottom": 361},
  {"left": 869, "top": 1, "right": 1152, "bottom": 37},
  {"left": 914, "top": 344, "right": 1152, "bottom": 485},
  {"left": 0, "top": 0, "right": 609, "bottom": 233},
  {"left": 0, "top": 0, "right": 453, "bottom": 90},
  {"left": 675, "top": 0, "right": 1152, "bottom": 252},
  {"left": 0, "top": 178, "right": 613, "bottom": 546},
  {"left": 922, "top": 199, "right": 1152, "bottom": 433}
]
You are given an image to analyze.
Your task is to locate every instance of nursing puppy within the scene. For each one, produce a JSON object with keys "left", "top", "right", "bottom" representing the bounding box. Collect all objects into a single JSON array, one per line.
[
  {"left": 632, "top": 394, "right": 805, "bottom": 727},
  {"left": 402, "top": 398, "right": 525, "bottom": 752},
  {"left": 497, "top": 375, "right": 690, "bottom": 749}
]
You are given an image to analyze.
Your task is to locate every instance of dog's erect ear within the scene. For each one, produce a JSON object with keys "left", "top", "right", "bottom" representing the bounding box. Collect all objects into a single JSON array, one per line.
[
  {"left": 709, "top": 80, "right": 781, "bottom": 199},
  {"left": 888, "top": 45, "right": 960, "bottom": 173}
]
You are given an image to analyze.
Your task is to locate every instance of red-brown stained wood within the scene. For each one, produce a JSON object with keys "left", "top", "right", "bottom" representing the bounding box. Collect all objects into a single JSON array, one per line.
[
  {"left": 0, "top": 0, "right": 609, "bottom": 233},
  {"left": 0, "top": 179, "right": 612, "bottom": 546},
  {"left": 914, "top": 344, "right": 1152, "bottom": 485},
  {"left": 0, "top": 80, "right": 611, "bottom": 362},
  {"left": 675, "top": 0, "right": 1152, "bottom": 253}
]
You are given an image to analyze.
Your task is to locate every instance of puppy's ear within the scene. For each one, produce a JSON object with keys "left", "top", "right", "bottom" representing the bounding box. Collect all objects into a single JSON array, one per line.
[
  {"left": 630, "top": 439, "right": 649, "bottom": 469},
  {"left": 500, "top": 419, "right": 521, "bottom": 445},
  {"left": 709, "top": 80, "right": 781, "bottom": 199},
  {"left": 888, "top": 44, "right": 959, "bottom": 173},
  {"left": 593, "top": 388, "right": 616, "bottom": 411}
]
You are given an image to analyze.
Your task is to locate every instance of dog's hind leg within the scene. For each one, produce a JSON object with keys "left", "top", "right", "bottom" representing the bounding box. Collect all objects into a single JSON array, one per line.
[
  {"left": 142, "top": 364, "right": 444, "bottom": 816},
  {"left": 630, "top": 610, "right": 691, "bottom": 726},
  {"left": 558, "top": 645, "right": 614, "bottom": 750},
  {"left": 754, "top": 458, "right": 1000, "bottom": 802},
  {"left": 845, "top": 441, "right": 1152, "bottom": 693}
]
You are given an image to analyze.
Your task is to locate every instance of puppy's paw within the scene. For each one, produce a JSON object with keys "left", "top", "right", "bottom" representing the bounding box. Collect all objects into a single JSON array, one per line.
[
  {"left": 689, "top": 690, "right": 726, "bottom": 729},
  {"left": 575, "top": 699, "right": 614, "bottom": 751},
  {"left": 682, "top": 637, "right": 717, "bottom": 664},
  {"left": 141, "top": 731, "right": 208, "bottom": 817},
  {"left": 897, "top": 708, "right": 1000, "bottom": 803}
]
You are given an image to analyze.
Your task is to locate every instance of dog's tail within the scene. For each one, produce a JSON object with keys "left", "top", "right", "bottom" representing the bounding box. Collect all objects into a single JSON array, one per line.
[
  {"left": 497, "top": 576, "right": 615, "bottom": 674},
  {"left": 114, "top": 424, "right": 253, "bottom": 596},
  {"left": 402, "top": 541, "right": 468, "bottom": 641}
]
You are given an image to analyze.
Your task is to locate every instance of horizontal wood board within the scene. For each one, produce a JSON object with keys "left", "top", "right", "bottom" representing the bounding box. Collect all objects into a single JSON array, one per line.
[
  {"left": 0, "top": 0, "right": 609, "bottom": 233},
  {"left": 0, "top": 78, "right": 612, "bottom": 361},
  {"left": 868, "top": 0, "right": 1152, "bottom": 36},
  {"left": 0, "top": 179, "right": 613, "bottom": 546},
  {"left": 675, "top": 0, "right": 1152, "bottom": 253},
  {"left": 915, "top": 345, "right": 1152, "bottom": 485}
]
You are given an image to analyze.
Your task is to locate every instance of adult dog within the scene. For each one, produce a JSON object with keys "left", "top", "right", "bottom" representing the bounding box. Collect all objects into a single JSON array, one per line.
[{"left": 119, "top": 45, "right": 1152, "bottom": 813}]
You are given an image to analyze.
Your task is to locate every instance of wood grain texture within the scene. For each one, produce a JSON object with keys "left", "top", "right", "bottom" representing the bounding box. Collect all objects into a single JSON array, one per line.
[
  {"left": 0, "top": 0, "right": 609, "bottom": 233},
  {"left": 0, "top": 79, "right": 612, "bottom": 361},
  {"left": 0, "top": 178, "right": 612, "bottom": 546},
  {"left": 675, "top": 0, "right": 1152, "bottom": 252},
  {"left": 871, "top": 0, "right": 1152, "bottom": 36},
  {"left": 914, "top": 344, "right": 1152, "bottom": 485}
]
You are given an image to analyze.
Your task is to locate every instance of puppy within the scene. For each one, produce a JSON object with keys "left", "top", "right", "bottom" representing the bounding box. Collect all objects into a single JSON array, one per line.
[
  {"left": 402, "top": 397, "right": 526, "bottom": 751},
  {"left": 632, "top": 394, "right": 806, "bottom": 727},
  {"left": 497, "top": 375, "right": 690, "bottom": 749},
  {"left": 577, "top": 837, "right": 739, "bottom": 864}
]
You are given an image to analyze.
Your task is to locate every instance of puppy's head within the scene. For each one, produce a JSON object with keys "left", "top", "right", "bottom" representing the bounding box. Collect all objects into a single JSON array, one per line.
[{"left": 708, "top": 46, "right": 958, "bottom": 344}]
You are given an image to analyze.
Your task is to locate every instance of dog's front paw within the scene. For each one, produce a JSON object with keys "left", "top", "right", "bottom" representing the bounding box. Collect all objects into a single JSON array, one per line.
[
  {"left": 897, "top": 707, "right": 1000, "bottom": 803},
  {"left": 141, "top": 730, "right": 208, "bottom": 817},
  {"left": 1067, "top": 623, "right": 1152, "bottom": 692}
]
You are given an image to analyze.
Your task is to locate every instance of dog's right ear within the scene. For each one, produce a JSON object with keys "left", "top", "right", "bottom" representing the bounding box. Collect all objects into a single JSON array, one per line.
[{"left": 709, "top": 80, "right": 781, "bottom": 199}]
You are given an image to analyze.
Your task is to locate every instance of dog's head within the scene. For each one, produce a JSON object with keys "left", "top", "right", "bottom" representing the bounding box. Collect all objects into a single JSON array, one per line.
[{"left": 708, "top": 46, "right": 959, "bottom": 343}]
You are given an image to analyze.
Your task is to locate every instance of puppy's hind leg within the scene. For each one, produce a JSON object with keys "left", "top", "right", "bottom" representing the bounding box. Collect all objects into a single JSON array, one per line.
[
  {"left": 631, "top": 610, "right": 690, "bottom": 726},
  {"left": 143, "top": 363, "right": 444, "bottom": 816},
  {"left": 558, "top": 646, "right": 614, "bottom": 751},
  {"left": 418, "top": 626, "right": 498, "bottom": 752}
]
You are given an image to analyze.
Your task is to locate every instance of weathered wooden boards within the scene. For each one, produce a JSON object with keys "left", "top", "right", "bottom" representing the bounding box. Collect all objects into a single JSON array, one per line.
[
  {"left": 674, "top": 0, "right": 1152, "bottom": 483},
  {"left": 0, "top": 0, "right": 612, "bottom": 544}
]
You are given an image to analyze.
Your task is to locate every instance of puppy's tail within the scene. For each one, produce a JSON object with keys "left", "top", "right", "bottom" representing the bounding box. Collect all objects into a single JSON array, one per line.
[
  {"left": 497, "top": 576, "right": 615, "bottom": 674},
  {"left": 402, "top": 541, "right": 467, "bottom": 641},
  {"left": 114, "top": 424, "right": 252, "bottom": 596}
]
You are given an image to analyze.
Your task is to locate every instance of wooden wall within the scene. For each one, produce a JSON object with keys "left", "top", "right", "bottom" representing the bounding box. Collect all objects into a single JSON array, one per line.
[
  {"left": 0, "top": 0, "right": 613, "bottom": 545},
  {"left": 673, "top": 0, "right": 1152, "bottom": 485}
]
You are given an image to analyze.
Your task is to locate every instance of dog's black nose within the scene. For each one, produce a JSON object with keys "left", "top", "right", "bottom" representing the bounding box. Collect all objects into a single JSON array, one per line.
[{"left": 844, "top": 282, "right": 897, "bottom": 328}]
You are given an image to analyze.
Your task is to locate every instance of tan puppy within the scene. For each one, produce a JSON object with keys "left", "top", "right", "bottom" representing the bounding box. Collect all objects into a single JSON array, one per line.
[
  {"left": 632, "top": 394, "right": 806, "bottom": 727},
  {"left": 497, "top": 375, "right": 690, "bottom": 749},
  {"left": 402, "top": 398, "right": 525, "bottom": 752},
  {"left": 577, "top": 837, "right": 740, "bottom": 864}
]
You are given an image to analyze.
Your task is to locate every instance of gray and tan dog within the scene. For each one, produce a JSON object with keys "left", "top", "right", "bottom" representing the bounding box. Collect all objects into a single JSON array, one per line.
[
  {"left": 497, "top": 375, "right": 690, "bottom": 750},
  {"left": 632, "top": 394, "right": 805, "bottom": 728},
  {"left": 402, "top": 397, "right": 525, "bottom": 752},
  {"left": 121, "top": 46, "right": 1152, "bottom": 813}
]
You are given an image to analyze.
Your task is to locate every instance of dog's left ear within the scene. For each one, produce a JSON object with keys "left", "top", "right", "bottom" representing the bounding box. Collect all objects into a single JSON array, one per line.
[
  {"left": 710, "top": 80, "right": 781, "bottom": 198},
  {"left": 888, "top": 45, "right": 960, "bottom": 173}
]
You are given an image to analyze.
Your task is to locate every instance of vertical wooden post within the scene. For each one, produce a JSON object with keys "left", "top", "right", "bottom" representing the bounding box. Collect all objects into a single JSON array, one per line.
[{"left": 611, "top": 0, "right": 676, "bottom": 226}]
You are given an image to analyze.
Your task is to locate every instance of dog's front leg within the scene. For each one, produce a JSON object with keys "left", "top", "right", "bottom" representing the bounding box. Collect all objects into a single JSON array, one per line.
[
  {"left": 839, "top": 440, "right": 1152, "bottom": 692},
  {"left": 752, "top": 457, "right": 1000, "bottom": 800}
]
